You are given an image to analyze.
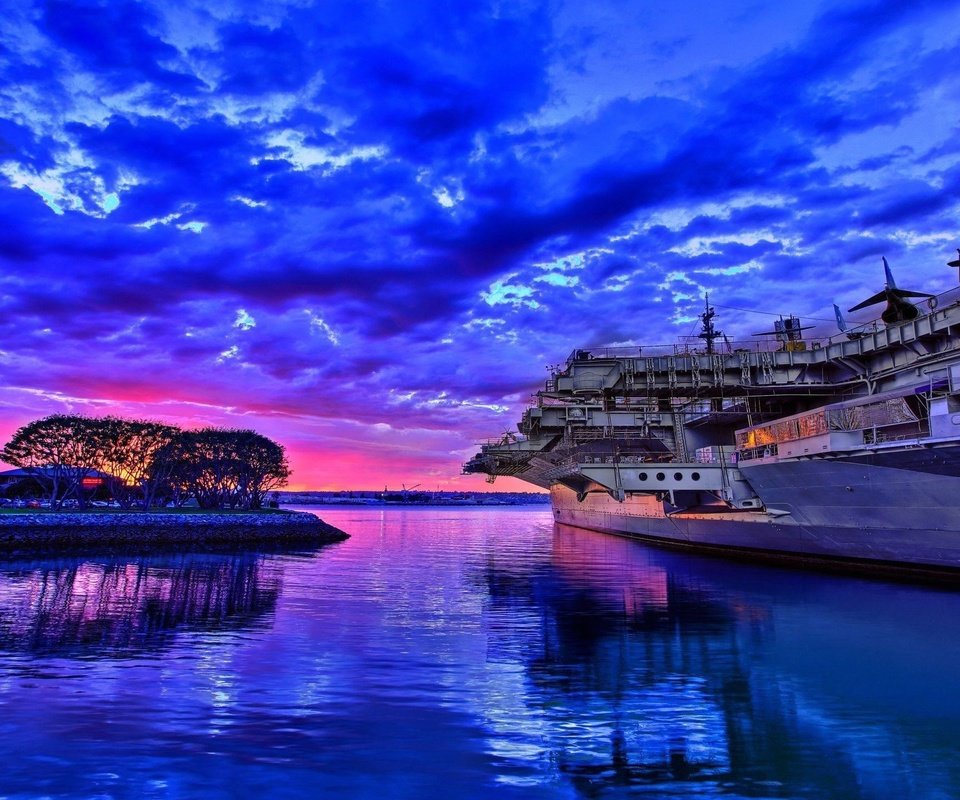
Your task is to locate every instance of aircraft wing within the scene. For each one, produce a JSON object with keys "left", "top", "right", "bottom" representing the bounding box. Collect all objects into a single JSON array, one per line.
[
  {"left": 848, "top": 290, "right": 887, "bottom": 312},
  {"left": 893, "top": 289, "right": 935, "bottom": 299}
]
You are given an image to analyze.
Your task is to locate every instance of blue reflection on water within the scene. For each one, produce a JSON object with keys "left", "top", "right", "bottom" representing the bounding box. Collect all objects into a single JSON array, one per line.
[{"left": 0, "top": 506, "right": 958, "bottom": 799}]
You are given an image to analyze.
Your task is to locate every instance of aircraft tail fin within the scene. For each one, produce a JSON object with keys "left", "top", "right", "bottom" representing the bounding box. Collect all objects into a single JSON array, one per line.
[
  {"left": 882, "top": 256, "right": 896, "bottom": 289},
  {"left": 833, "top": 303, "right": 847, "bottom": 331}
]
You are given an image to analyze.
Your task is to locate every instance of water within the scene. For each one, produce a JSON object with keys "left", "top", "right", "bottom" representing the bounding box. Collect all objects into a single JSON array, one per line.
[{"left": 0, "top": 506, "right": 958, "bottom": 799}]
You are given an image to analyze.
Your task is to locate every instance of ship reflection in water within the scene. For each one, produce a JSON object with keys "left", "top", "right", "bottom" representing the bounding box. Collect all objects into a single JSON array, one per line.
[
  {"left": 479, "top": 522, "right": 960, "bottom": 798},
  {"left": 0, "top": 508, "right": 956, "bottom": 798},
  {"left": 0, "top": 552, "right": 284, "bottom": 657}
]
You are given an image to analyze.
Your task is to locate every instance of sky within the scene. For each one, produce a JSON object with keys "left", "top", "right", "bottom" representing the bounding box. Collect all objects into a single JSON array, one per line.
[{"left": 2, "top": 0, "right": 960, "bottom": 491}]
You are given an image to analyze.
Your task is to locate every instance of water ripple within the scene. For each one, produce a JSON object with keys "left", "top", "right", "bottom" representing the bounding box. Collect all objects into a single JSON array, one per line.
[{"left": 0, "top": 507, "right": 957, "bottom": 798}]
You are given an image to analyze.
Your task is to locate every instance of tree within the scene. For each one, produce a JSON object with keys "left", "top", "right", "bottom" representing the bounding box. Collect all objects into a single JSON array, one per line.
[
  {"left": 229, "top": 430, "right": 291, "bottom": 509},
  {"left": 1, "top": 416, "right": 110, "bottom": 509},
  {"left": 99, "top": 418, "right": 180, "bottom": 509},
  {"left": 157, "top": 428, "right": 291, "bottom": 509},
  {"left": 4, "top": 416, "right": 292, "bottom": 511}
]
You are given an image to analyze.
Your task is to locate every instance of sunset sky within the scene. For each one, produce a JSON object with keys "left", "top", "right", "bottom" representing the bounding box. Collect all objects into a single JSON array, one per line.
[{"left": 2, "top": 0, "right": 960, "bottom": 490}]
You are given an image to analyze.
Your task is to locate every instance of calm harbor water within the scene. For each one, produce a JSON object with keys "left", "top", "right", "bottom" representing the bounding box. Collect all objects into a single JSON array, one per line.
[{"left": 0, "top": 506, "right": 958, "bottom": 799}]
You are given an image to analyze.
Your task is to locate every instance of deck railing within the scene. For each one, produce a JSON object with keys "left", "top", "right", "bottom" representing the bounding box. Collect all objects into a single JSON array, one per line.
[{"left": 564, "top": 283, "right": 960, "bottom": 366}]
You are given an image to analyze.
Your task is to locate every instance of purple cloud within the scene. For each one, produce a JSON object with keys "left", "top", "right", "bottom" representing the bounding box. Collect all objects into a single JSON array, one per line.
[{"left": 2, "top": 0, "right": 960, "bottom": 489}]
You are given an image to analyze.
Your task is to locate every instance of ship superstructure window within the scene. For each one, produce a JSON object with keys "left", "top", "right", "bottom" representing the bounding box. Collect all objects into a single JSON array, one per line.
[
  {"left": 736, "top": 410, "right": 828, "bottom": 449},
  {"left": 798, "top": 411, "right": 830, "bottom": 438},
  {"left": 827, "top": 397, "right": 919, "bottom": 431},
  {"left": 736, "top": 395, "right": 924, "bottom": 453}
]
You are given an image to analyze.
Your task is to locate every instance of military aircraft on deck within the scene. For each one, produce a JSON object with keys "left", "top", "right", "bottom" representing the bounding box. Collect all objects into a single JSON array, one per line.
[
  {"left": 848, "top": 257, "right": 934, "bottom": 324},
  {"left": 833, "top": 304, "right": 870, "bottom": 340},
  {"left": 948, "top": 248, "right": 960, "bottom": 279}
]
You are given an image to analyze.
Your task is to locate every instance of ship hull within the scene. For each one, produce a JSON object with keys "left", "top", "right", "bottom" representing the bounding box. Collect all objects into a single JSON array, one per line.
[{"left": 550, "top": 481, "right": 960, "bottom": 578}]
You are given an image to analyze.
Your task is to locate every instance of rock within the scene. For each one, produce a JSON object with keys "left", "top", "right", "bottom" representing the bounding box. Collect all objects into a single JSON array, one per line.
[{"left": 0, "top": 510, "right": 349, "bottom": 555}]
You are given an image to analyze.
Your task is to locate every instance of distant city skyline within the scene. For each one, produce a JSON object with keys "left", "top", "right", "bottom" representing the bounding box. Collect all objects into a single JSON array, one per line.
[{"left": 2, "top": 0, "right": 959, "bottom": 490}]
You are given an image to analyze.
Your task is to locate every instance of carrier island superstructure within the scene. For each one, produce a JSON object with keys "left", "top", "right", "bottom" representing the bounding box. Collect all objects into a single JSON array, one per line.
[{"left": 465, "top": 254, "right": 960, "bottom": 577}]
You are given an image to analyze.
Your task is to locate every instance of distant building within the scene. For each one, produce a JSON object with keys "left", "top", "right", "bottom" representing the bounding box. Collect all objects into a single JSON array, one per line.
[{"left": 0, "top": 467, "right": 112, "bottom": 494}]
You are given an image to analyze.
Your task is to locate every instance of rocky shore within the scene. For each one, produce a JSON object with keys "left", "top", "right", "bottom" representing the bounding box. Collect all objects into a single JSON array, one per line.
[{"left": 0, "top": 510, "right": 349, "bottom": 555}]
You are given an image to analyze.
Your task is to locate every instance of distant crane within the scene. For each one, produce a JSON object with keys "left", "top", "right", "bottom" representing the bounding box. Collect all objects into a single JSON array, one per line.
[{"left": 400, "top": 483, "right": 422, "bottom": 502}]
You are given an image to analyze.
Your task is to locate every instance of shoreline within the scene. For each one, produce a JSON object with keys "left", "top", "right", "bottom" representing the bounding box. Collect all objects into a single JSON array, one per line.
[
  {"left": 0, "top": 509, "right": 349, "bottom": 555},
  {"left": 283, "top": 500, "right": 549, "bottom": 507}
]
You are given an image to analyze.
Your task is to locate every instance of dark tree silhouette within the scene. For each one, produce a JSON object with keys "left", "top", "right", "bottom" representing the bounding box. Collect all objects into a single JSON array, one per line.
[{"left": 3, "top": 416, "right": 291, "bottom": 510}]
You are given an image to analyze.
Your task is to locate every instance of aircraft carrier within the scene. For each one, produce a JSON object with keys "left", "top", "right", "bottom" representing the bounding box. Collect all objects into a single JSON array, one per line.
[{"left": 465, "top": 252, "right": 960, "bottom": 578}]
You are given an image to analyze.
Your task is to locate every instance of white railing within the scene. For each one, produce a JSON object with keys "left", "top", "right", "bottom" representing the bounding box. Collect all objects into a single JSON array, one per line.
[{"left": 563, "top": 284, "right": 960, "bottom": 366}]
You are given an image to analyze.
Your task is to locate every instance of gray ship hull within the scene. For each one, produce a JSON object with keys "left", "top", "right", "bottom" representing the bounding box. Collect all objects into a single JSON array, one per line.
[{"left": 550, "top": 477, "right": 960, "bottom": 577}]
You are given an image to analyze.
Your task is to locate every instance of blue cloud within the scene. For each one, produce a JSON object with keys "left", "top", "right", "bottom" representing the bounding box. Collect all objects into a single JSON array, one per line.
[
  {"left": 43, "top": 0, "right": 204, "bottom": 91},
  {"left": 2, "top": 0, "right": 960, "bottom": 485}
]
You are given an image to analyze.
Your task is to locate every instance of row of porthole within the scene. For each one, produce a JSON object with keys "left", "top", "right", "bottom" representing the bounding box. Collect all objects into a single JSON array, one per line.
[{"left": 638, "top": 471, "right": 702, "bottom": 482}]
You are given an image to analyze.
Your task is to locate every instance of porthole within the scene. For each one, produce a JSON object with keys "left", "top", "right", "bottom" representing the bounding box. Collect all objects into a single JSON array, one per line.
[
  {"left": 691, "top": 472, "right": 701, "bottom": 481},
  {"left": 639, "top": 472, "right": 648, "bottom": 481},
  {"left": 656, "top": 472, "right": 666, "bottom": 481},
  {"left": 673, "top": 472, "right": 683, "bottom": 481}
]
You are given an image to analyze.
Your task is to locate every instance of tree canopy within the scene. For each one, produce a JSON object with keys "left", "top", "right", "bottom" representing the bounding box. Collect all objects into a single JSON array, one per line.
[{"left": 1, "top": 415, "right": 291, "bottom": 510}]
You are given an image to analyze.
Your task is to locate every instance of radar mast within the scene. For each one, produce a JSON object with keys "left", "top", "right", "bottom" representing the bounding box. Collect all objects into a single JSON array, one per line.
[{"left": 697, "top": 294, "right": 724, "bottom": 355}]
